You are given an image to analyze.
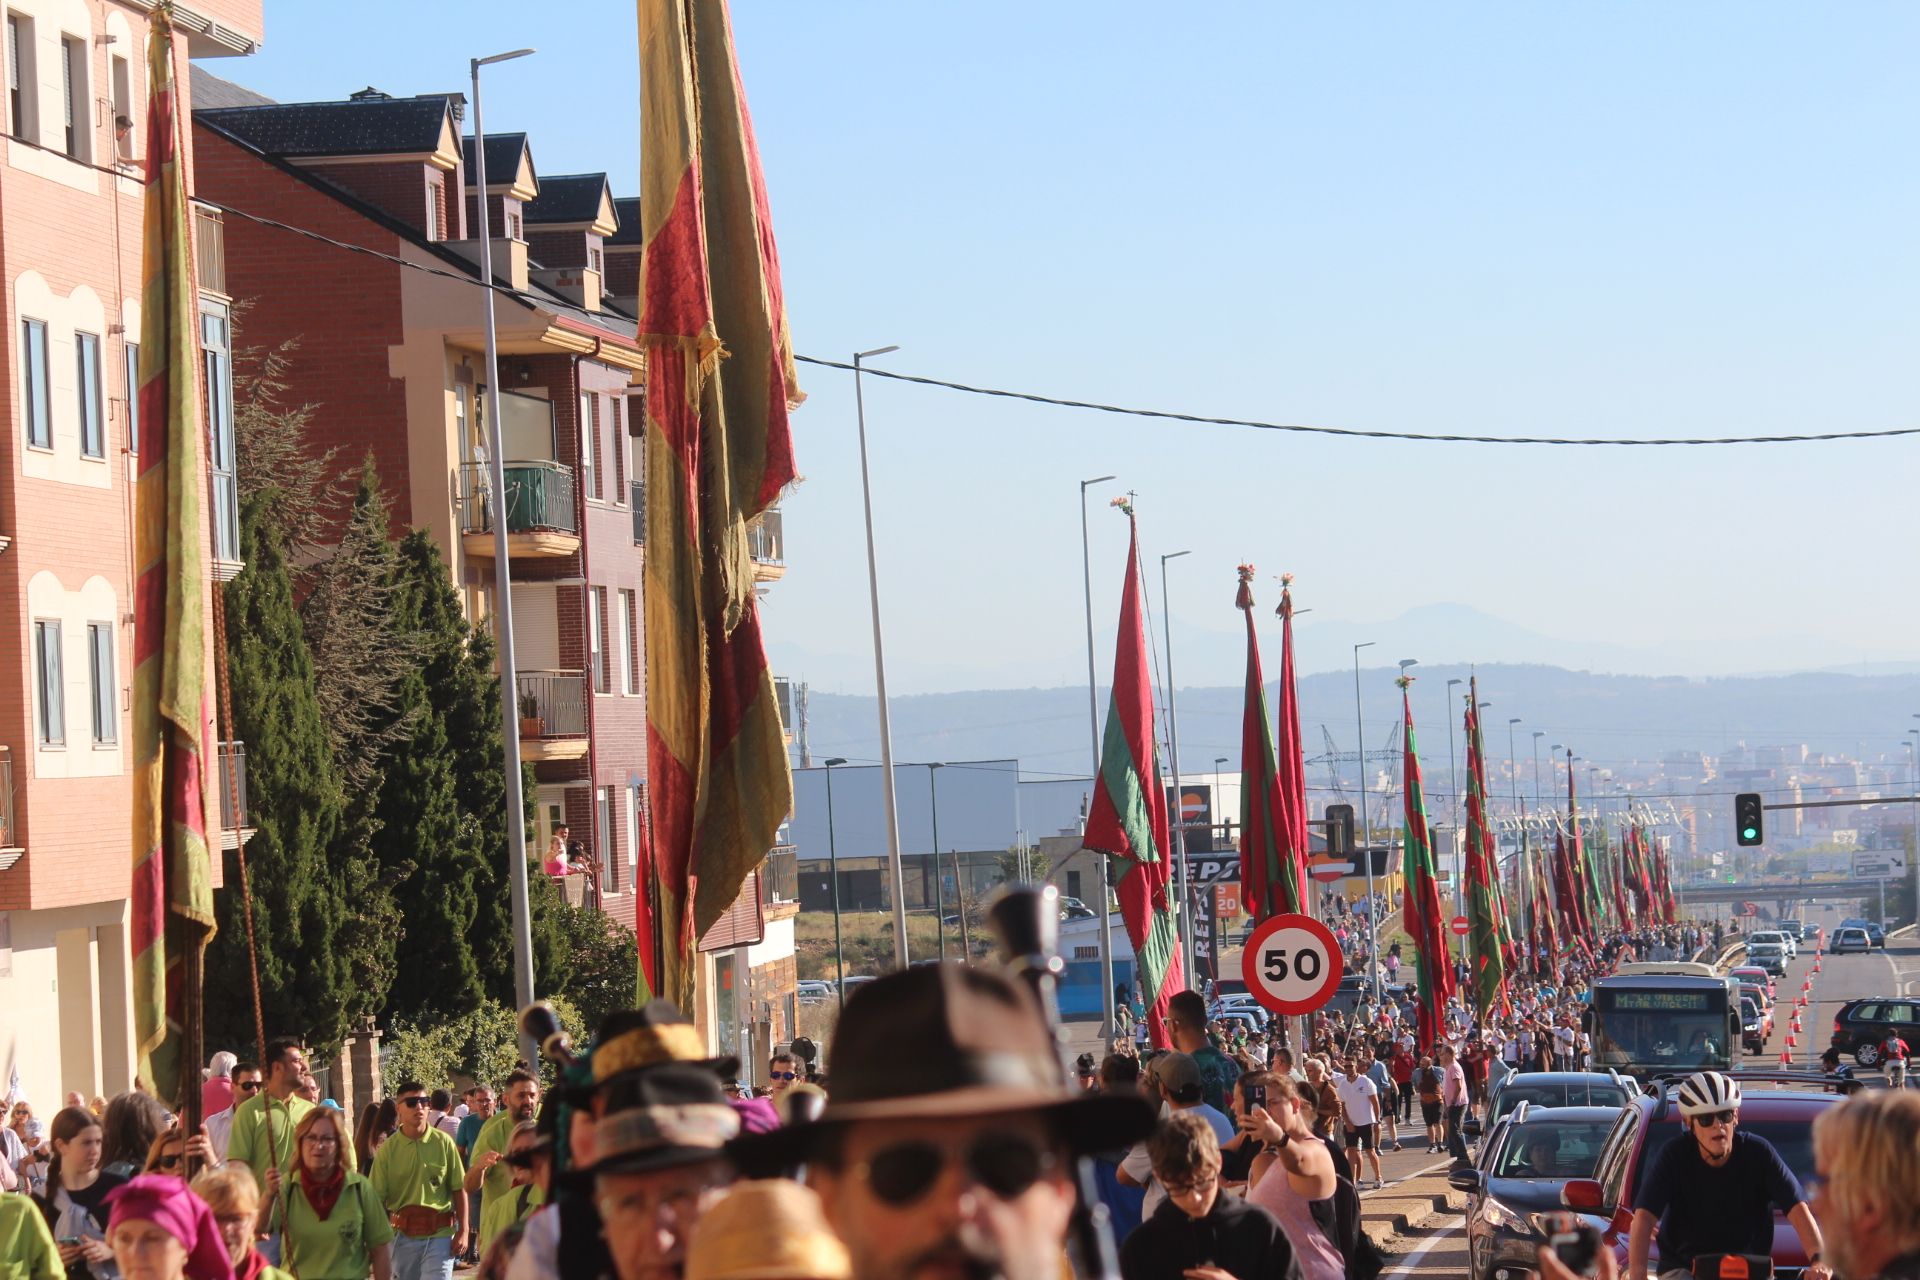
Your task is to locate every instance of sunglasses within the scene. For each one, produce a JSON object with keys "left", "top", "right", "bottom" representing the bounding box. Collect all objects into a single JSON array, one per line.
[
  {"left": 399, "top": 1097, "right": 431, "bottom": 1109},
  {"left": 855, "top": 1135, "right": 1055, "bottom": 1207},
  {"left": 770, "top": 1072, "right": 797, "bottom": 1082},
  {"left": 504, "top": 1151, "right": 540, "bottom": 1169},
  {"left": 1693, "top": 1111, "right": 1736, "bottom": 1129},
  {"left": 157, "top": 1152, "right": 183, "bottom": 1169},
  {"left": 237, "top": 1081, "right": 262, "bottom": 1093}
]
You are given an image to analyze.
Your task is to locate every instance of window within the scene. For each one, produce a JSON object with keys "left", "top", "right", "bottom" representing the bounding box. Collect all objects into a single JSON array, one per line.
[
  {"left": 615, "top": 589, "right": 636, "bottom": 695},
  {"left": 627, "top": 785, "right": 643, "bottom": 881},
  {"left": 600, "top": 788, "right": 619, "bottom": 893},
  {"left": 202, "top": 308, "right": 239, "bottom": 561},
  {"left": 87, "top": 622, "right": 114, "bottom": 744},
  {"left": 76, "top": 332, "right": 102, "bottom": 457},
  {"left": 589, "top": 245, "right": 603, "bottom": 273},
  {"left": 110, "top": 53, "right": 128, "bottom": 126},
  {"left": 59, "top": 34, "right": 83, "bottom": 160},
  {"left": 579, "top": 392, "right": 600, "bottom": 499},
  {"left": 588, "top": 587, "right": 607, "bottom": 693},
  {"left": 609, "top": 397, "right": 624, "bottom": 502},
  {"left": 124, "top": 342, "right": 139, "bottom": 453},
  {"left": 7, "top": 13, "right": 32, "bottom": 142},
  {"left": 20, "top": 318, "right": 48, "bottom": 449},
  {"left": 34, "top": 620, "right": 62, "bottom": 746}
]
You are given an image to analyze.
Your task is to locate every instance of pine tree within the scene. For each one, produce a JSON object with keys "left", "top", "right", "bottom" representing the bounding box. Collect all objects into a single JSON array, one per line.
[{"left": 205, "top": 502, "right": 360, "bottom": 1052}]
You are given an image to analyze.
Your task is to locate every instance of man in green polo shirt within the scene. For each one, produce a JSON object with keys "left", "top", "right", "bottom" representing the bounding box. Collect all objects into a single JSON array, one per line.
[
  {"left": 461, "top": 1068, "right": 539, "bottom": 1229},
  {"left": 227, "top": 1036, "right": 315, "bottom": 1191},
  {"left": 370, "top": 1081, "right": 468, "bottom": 1280}
]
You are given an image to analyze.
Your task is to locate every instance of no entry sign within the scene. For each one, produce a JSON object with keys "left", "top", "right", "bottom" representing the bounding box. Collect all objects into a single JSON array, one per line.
[
  {"left": 1451, "top": 915, "right": 1470, "bottom": 936},
  {"left": 1240, "top": 913, "right": 1344, "bottom": 1015}
]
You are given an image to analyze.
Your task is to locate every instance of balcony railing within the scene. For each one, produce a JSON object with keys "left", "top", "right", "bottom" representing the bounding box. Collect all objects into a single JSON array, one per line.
[
  {"left": 217, "top": 741, "right": 248, "bottom": 830},
  {"left": 0, "top": 746, "right": 16, "bottom": 852},
  {"left": 459, "top": 461, "right": 578, "bottom": 537},
  {"left": 630, "top": 479, "right": 645, "bottom": 544},
  {"left": 748, "top": 507, "right": 783, "bottom": 565},
  {"left": 761, "top": 845, "right": 798, "bottom": 906},
  {"left": 194, "top": 205, "right": 227, "bottom": 296},
  {"left": 516, "top": 670, "right": 587, "bottom": 738}
]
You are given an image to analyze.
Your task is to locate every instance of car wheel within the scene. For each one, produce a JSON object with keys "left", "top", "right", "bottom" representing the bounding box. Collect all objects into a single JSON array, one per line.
[{"left": 1857, "top": 1042, "right": 1882, "bottom": 1068}]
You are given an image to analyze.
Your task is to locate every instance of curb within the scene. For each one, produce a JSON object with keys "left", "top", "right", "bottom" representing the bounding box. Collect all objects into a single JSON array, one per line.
[{"left": 1361, "top": 1175, "right": 1467, "bottom": 1245}]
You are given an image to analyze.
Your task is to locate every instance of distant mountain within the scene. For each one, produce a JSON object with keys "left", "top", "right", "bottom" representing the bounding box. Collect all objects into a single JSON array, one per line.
[{"left": 787, "top": 663, "right": 1920, "bottom": 781}]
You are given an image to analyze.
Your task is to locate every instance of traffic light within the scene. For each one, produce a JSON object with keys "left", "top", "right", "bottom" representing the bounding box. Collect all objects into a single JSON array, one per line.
[
  {"left": 1735, "top": 793, "right": 1764, "bottom": 847},
  {"left": 1325, "top": 804, "right": 1354, "bottom": 858}
]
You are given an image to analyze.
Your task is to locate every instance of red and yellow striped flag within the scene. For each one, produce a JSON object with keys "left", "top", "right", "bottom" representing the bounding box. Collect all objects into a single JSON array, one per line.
[
  {"left": 131, "top": 6, "right": 214, "bottom": 1104},
  {"left": 638, "top": 0, "right": 798, "bottom": 1006}
]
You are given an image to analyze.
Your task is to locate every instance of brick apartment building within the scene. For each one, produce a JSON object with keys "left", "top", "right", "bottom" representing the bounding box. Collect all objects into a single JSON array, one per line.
[
  {"left": 189, "top": 76, "right": 801, "bottom": 1056},
  {"left": 0, "top": 0, "right": 263, "bottom": 1103}
]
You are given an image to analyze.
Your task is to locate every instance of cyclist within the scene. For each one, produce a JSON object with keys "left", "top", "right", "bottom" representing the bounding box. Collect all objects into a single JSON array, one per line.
[
  {"left": 1627, "top": 1071, "right": 1832, "bottom": 1280},
  {"left": 1882, "top": 1029, "right": 1910, "bottom": 1089}
]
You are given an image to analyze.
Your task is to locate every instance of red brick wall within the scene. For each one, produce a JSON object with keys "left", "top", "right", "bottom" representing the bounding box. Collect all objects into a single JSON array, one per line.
[
  {"left": 604, "top": 248, "right": 640, "bottom": 298},
  {"left": 299, "top": 159, "right": 440, "bottom": 242},
  {"left": 525, "top": 229, "right": 584, "bottom": 270}
]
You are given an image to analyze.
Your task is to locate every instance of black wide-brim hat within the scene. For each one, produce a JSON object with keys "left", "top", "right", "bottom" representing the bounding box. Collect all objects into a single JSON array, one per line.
[
  {"left": 731, "top": 964, "right": 1153, "bottom": 1171},
  {"left": 580, "top": 1002, "right": 743, "bottom": 1178}
]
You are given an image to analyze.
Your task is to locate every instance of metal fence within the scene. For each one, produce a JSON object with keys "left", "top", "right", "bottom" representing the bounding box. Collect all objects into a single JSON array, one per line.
[
  {"left": 218, "top": 741, "right": 248, "bottom": 830},
  {"left": 748, "top": 507, "right": 783, "bottom": 565},
  {"left": 762, "top": 846, "right": 798, "bottom": 905},
  {"left": 630, "top": 479, "right": 645, "bottom": 543},
  {"left": 516, "top": 670, "right": 587, "bottom": 737},
  {"left": 458, "top": 460, "right": 578, "bottom": 536}
]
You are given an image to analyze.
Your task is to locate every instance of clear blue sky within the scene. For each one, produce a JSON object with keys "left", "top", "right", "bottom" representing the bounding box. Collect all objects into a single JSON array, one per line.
[{"left": 226, "top": 3, "right": 1920, "bottom": 694}]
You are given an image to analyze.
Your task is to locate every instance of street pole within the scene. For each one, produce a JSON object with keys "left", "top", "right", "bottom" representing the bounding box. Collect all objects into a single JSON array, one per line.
[
  {"left": 852, "top": 346, "right": 910, "bottom": 969},
  {"left": 824, "top": 758, "right": 847, "bottom": 1008},
  {"left": 1533, "top": 733, "right": 1546, "bottom": 812},
  {"left": 1445, "top": 677, "right": 1462, "bottom": 962},
  {"left": 929, "top": 763, "right": 946, "bottom": 963},
  {"left": 1352, "top": 641, "right": 1378, "bottom": 989},
  {"left": 1081, "top": 475, "right": 1118, "bottom": 1037},
  {"left": 1909, "top": 722, "right": 1919, "bottom": 927},
  {"left": 1160, "top": 549, "right": 1192, "bottom": 986},
  {"left": 471, "top": 47, "right": 538, "bottom": 1058}
]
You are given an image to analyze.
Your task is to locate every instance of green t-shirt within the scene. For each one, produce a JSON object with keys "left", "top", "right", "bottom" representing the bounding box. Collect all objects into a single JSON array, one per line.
[
  {"left": 0, "top": 1195, "right": 61, "bottom": 1280},
  {"left": 477, "top": 1183, "right": 544, "bottom": 1256},
  {"left": 1191, "top": 1044, "right": 1239, "bottom": 1115},
  {"left": 281, "top": 1173, "right": 394, "bottom": 1280},
  {"left": 368, "top": 1128, "right": 465, "bottom": 1238},
  {"left": 467, "top": 1112, "right": 521, "bottom": 1223},
  {"left": 228, "top": 1093, "right": 316, "bottom": 1189}
]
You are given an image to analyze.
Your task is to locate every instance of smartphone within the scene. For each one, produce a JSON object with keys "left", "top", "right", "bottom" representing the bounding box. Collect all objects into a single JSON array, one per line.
[
  {"left": 1245, "top": 1083, "right": 1267, "bottom": 1112},
  {"left": 1548, "top": 1223, "right": 1602, "bottom": 1278},
  {"left": 56, "top": 1237, "right": 82, "bottom": 1248}
]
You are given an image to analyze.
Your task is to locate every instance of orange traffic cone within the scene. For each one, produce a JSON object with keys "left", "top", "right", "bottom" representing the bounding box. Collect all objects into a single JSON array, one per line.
[
  {"left": 1780, "top": 1049, "right": 1793, "bottom": 1066},
  {"left": 1786, "top": 1032, "right": 1797, "bottom": 1048}
]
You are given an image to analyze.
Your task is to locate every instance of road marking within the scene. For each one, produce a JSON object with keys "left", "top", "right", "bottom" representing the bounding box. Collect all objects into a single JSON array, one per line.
[
  {"left": 1386, "top": 1215, "right": 1465, "bottom": 1278},
  {"left": 1362, "top": 1154, "right": 1456, "bottom": 1197}
]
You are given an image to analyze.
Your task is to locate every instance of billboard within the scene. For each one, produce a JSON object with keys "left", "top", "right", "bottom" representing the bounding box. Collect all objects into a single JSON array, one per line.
[{"left": 1169, "top": 783, "right": 1214, "bottom": 853}]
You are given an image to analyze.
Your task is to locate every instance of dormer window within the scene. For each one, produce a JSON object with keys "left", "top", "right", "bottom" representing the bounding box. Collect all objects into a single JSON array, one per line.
[{"left": 589, "top": 245, "right": 602, "bottom": 273}]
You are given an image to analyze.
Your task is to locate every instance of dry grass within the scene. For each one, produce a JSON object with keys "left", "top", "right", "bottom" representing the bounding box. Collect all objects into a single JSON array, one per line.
[{"left": 793, "top": 910, "right": 992, "bottom": 980}]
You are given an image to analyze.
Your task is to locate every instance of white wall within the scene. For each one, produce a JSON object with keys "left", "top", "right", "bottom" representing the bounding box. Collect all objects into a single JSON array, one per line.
[
  {"left": 0, "top": 899, "right": 135, "bottom": 1103},
  {"left": 26, "top": 570, "right": 124, "bottom": 778}
]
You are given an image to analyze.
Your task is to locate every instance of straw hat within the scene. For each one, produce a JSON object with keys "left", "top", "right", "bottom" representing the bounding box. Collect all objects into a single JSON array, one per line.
[{"left": 685, "top": 1181, "right": 850, "bottom": 1280}]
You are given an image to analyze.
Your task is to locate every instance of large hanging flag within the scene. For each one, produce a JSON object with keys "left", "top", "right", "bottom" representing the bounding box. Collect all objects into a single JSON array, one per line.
[
  {"left": 1234, "top": 567, "right": 1307, "bottom": 921},
  {"left": 639, "top": 0, "right": 801, "bottom": 1005},
  {"left": 1461, "top": 683, "right": 1505, "bottom": 1013},
  {"left": 1082, "top": 502, "right": 1184, "bottom": 1047},
  {"left": 1398, "top": 679, "right": 1455, "bottom": 1050},
  {"left": 131, "top": 8, "right": 215, "bottom": 1107}
]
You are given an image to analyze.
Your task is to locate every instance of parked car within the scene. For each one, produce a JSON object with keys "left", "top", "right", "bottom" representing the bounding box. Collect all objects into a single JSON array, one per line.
[
  {"left": 1748, "top": 929, "right": 1797, "bottom": 960},
  {"left": 1745, "top": 942, "right": 1788, "bottom": 976},
  {"left": 1465, "top": 1072, "right": 1635, "bottom": 1142},
  {"left": 1559, "top": 1072, "right": 1860, "bottom": 1278},
  {"left": 1453, "top": 1105, "right": 1621, "bottom": 1280},
  {"left": 796, "top": 979, "right": 833, "bottom": 1005},
  {"left": 1837, "top": 917, "right": 1887, "bottom": 948},
  {"left": 1830, "top": 926, "right": 1873, "bottom": 956},
  {"left": 1829, "top": 996, "right": 1920, "bottom": 1067},
  {"left": 1730, "top": 965, "right": 1776, "bottom": 1002}
]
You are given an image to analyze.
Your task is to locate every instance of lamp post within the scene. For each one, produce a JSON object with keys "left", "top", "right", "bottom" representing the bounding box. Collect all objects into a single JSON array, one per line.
[
  {"left": 1352, "top": 641, "right": 1378, "bottom": 987},
  {"left": 471, "top": 45, "right": 538, "bottom": 1049},
  {"left": 1445, "top": 675, "right": 1462, "bottom": 955},
  {"left": 1080, "top": 474, "right": 1118, "bottom": 1035},
  {"left": 823, "top": 758, "right": 849, "bottom": 1008},
  {"left": 928, "top": 763, "right": 946, "bottom": 963},
  {"left": 852, "top": 345, "right": 910, "bottom": 970},
  {"left": 1532, "top": 732, "right": 1546, "bottom": 810},
  {"left": 1160, "top": 550, "right": 1193, "bottom": 982},
  {"left": 1909, "top": 721, "right": 1919, "bottom": 927}
]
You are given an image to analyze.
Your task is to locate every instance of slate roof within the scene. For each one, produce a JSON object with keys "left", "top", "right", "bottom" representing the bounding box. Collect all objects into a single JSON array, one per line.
[
  {"left": 462, "top": 133, "right": 531, "bottom": 185},
  {"left": 189, "top": 66, "right": 275, "bottom": 110},
  {"left": 197, "top": 95, "right": 450, "bottom": 159},
  {"left": 608, "top": 197, "right": 642, "bottom": 247},
  {"left": 523, "top": 173, "right": 611, "bottom": 226}
]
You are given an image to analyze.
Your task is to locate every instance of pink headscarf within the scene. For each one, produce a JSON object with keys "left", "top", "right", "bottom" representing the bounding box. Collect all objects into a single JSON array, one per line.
[{"left": 103, "top": 1175, "right": 235, "bottom": 1280}]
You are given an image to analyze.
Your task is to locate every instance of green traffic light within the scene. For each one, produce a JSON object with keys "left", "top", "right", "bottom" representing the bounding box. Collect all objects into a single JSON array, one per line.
[{"left": 1743, "top": 827, "right": 1758, "bottom": 841}]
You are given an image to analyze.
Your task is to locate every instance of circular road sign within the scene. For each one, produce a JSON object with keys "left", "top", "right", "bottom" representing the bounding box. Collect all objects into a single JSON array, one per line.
[
  {"left": 1240, "top": 913, "right": 1344, "bottom": 1015},
  {"left": 1308, "top": 858, "right": 1352, "bottom": 884},
  {"left": 1451, "top": 915, "right": 1470, "bottom": 936}
]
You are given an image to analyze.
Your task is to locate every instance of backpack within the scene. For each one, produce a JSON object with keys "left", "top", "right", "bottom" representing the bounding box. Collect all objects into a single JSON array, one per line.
[
  {"left": 1325, "top": 1171, "right": 1387, "bottom": 1280},
  {"left": 1416, "top": 1066, "right": 1441, "bottom": 1103}
]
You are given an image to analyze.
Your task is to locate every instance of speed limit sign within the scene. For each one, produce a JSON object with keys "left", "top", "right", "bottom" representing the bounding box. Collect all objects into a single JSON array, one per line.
[{"left": 1240, "top": 913, "right": 1344, "bottom": 1015}]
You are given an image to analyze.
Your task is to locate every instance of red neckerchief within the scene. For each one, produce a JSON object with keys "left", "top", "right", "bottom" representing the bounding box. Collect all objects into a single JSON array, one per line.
[
  {"left": 297, "top": 1163, "right": 346, "bottom": 1220},
  {"left": 237, "top": 1249, "right": 275, "bottom": 1280}
]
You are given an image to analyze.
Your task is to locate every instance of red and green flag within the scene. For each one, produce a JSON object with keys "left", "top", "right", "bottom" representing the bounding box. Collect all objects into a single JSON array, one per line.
[
  {"left": 639, "top": 0, "right": 799, "bottom": 1006},
  {"left": 1082, "top": 503, "right": 1184, "bottom": 1047},
  {"left": 1461, "top": 681, "right": 1506, "bottom": 1013},
  {"left": 1398, "top": 680, "right": 1454, "bottom": 1050},
  {"left": 1233, "top": 567, "right": 1307, "bottom": 921},
  {"left": 132, "top": 8, "right": 215, "bottom": 1107}
]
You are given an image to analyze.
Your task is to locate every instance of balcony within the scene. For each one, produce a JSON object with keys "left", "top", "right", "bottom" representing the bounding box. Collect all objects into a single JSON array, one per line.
[
  {"left": 194, "top": 204, "right": 227, "bottom": 297},
  {"left": 0, "top": 747, "right": 18, "bottom": 871},
  {"left": 516, "top": 670, "right": 589, "bottom": 762},
  {"left": 630, "top": 479, "right": 645, "bottom": 545},
  {"left": 217, "top": 741, "right": 253, "bottom": 850},
  {"left": 748, "top": 506, "right": 784, "bottom": 582},
  {"left": 761, "top": 844, "right": 798, "bottom": 907},
  {"left": 458, "top": 461, "right": 581, "bottom": 559}
]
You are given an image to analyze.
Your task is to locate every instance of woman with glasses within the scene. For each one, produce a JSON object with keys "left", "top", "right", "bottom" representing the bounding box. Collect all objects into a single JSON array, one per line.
[
  {"left": 32, "top": 1105, "right": 127, "bottom": 1280},
  {"left": 274, "top": 1107, "right": 392, "bottom": 1280},
  {"left": 190, "top": 1165, "right": 291, "bottom": 1280},
  {"left": 141, "top": 1126, "right": 218, "bottom": 1180}
]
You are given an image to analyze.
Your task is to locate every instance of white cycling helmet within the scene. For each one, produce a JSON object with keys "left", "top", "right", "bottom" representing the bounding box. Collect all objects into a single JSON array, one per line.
[{"left": 1675, "top": 1070, "right": 1742, "bottom": 1118}]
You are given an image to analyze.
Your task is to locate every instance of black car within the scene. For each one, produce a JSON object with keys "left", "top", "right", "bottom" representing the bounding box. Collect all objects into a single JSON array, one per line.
[
  {"left": 1463, "top": 1071, "right": 1636, "bottom": 1142},
  {"left": 1452, "top": 1105, "right": 1621, "bottom": 1280},
  {"left": 1829, "top": 997, "right": 1920, "bottom": 1067}
]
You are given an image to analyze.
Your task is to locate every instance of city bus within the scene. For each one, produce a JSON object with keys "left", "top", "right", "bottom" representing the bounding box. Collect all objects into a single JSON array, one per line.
[{"left": 1585, "top": 970, "right": 1741, "bottom": 1079}]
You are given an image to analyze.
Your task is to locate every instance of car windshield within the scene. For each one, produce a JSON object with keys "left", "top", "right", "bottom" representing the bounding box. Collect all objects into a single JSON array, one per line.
[
  {"left": 1591, "top": 1013, "right": 1728, "bottom": 1069},
  {"left": 1492, "top": 1119, "right": 1616, "bottom": 1179},
  {"left": 1493, "top": 1083, "right": 1629, "bottom": 1122},
  {"left": 1636, "top": 1119, "right": 1818, "bottom": 1188},
  {"left": 1741, "top": 998, "right": 1759, "bottom": 1021}
]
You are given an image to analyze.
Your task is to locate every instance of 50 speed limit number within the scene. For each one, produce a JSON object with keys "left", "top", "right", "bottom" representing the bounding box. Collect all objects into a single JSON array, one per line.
[{"left": 1240, "top": 913, "right": 1344, "bottom": 1015}]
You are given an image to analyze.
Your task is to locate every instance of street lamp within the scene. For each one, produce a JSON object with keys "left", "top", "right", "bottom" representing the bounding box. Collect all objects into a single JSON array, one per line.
[
  {"left": 823, "top": 758, "right": 848, "bottom": 1007},
  {"left": 1080, "top": 474, "right": 1118, "bottom": 1035},
  {"left": 1445, "top": 676, "right": 1464, "bottom": 960},
  {"left": 852, "top": 346, "right": 910, "bottom": 971},
  {"left": 1160, "top": 549, "right": 1193, "bottom": 983},
  {"left": 1352, "top": 641, "right": 1378, "bottom": 987},
  {"left": 927, "top": 763, "right": 946, "bottom": 963},
  {"left": 470, "top": 44, "right": 538, "bottom": 1047}
]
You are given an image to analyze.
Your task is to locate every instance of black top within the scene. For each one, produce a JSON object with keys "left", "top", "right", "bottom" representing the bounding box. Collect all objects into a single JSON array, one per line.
[
  {"left": 34, "top": 1170, "right": 129, "bottom": 1280},
  {"left": 1119, "top": 1191, "right": 1302, "bottom": 1280},
  {"left": 1632, "top": 1130, "right": 1802, "bottom": 1272}
]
